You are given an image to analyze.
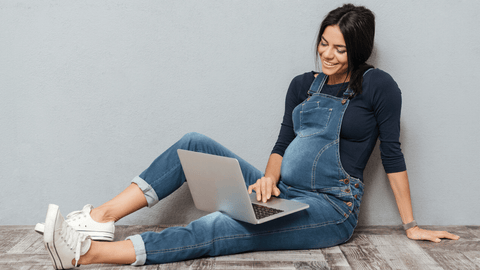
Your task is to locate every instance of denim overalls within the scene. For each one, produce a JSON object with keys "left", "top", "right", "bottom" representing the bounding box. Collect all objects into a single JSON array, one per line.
[{"left": 126, "top": 72, "right": 365, "bottom": 265}]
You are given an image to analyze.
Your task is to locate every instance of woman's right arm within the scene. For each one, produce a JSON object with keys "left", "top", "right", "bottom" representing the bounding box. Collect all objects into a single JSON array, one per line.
[
  {"left": 248, "top": 72, "right": 312, "bottom": 202},
  {"left": 247, "top": 153, "right": 283, "bottom": 202},
  {"left": 247, "top": 75, "right": 297, "bottom": 202}
]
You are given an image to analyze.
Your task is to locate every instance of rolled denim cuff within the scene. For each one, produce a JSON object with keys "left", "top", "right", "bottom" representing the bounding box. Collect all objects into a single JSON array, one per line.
[
  {"left": 126, "top": 234, "right": 147, "bottom": 266},
  {"left": 132, "top": 176, "right": 159, "bottom": 207}
]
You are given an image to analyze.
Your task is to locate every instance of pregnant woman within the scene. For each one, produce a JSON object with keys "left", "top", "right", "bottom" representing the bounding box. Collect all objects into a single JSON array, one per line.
[{"left": 39, "top": 4, "right": 459, "bottom": 269}]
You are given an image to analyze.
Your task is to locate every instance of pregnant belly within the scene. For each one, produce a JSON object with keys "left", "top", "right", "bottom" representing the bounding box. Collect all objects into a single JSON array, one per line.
[{"left": 280, "top": 137, "right": 342, "bottom": 190}]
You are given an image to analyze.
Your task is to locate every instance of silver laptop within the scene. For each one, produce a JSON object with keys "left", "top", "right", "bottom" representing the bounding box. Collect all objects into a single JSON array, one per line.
[{"left": 177, "top": 149, "right": 309, "bottom": 224}]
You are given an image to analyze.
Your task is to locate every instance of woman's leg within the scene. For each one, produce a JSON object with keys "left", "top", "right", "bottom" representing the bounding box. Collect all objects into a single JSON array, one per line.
[
  {"left": 133, "top": 132, "right": 264, "bottom": 207},
  {"left": 90, "top": 183, "right": 148, "bottom": 223},
  {"left": 89, "top": 132, "right": 262, "bottom": 223},
  {"left": 132, "top": 188, "right": 358, "bottom": 265},
  {"left": 63, "top": 132, "right": 362, "bottom": 266},
  {"left": 76, "top": 182, "right": 361, "bottom": 266},
  {"left": 44, "top": 132, "right": 265, "bottom": 268},
  {"left": 73, "top": 132, "right": 268, "bottom": 266},
  {"left": 76, "top": 240, "right": 137, "bottom": 265}
]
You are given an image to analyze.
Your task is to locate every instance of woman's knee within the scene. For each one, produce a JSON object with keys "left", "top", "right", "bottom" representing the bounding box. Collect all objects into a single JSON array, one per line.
[
  {"left": 180, "top": 132, "right": 208, "bottom": 145},
  {"left": 179, "top": 132, "right": 220, "bottom": 152}
]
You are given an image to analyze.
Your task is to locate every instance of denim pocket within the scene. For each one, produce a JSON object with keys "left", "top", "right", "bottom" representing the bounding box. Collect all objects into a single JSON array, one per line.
[
  {"left": 323, "top": 193, "right": 353, "bottom": 224},
  {"left": 298, "top": 106, "right": 333, "bottom": 138}
]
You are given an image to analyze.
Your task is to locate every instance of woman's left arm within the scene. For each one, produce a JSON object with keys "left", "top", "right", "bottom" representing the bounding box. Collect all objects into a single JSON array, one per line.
[{"left": 387, "top": 171, "right": 460, "bottom": 242}]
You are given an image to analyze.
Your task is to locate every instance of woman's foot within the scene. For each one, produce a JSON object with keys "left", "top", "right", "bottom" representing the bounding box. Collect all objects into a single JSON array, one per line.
[
  {"left": 35, "top": 204, "right": 115, "bottom": 241},
  {"left": 43, "top": 204, "right": 92, "bottom": 269}
]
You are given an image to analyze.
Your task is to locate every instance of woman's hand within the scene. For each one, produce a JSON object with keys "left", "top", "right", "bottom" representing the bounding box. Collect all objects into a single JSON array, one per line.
[
  {"left": 248, "top": 176, "right": 281, "bottom": 203},
  {"left": 406, "top": 226, "right": 460, "bottom": 243},
  {"left": 386, "top": 172, "right": 460, "bottom": 243}
]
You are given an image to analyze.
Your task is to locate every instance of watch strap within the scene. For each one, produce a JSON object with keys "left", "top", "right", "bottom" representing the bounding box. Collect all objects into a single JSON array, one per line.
[{"left": 403, "top": 220, "right": 417, "bottom": 230}]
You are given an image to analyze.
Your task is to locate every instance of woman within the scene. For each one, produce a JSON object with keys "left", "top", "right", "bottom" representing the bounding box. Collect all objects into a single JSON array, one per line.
[{"left": 40, "top": 4, "right": 459, "bottom": 269}]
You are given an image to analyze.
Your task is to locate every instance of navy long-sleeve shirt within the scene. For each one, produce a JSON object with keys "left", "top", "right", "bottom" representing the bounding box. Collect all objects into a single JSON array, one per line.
[{"left": 272, "top": 69, "right": 406, "bottom": 181}]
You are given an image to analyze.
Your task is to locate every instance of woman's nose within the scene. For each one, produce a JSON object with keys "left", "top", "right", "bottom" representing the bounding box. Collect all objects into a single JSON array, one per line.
[{"left": 323, "top": 47, "right": 334, "bottom": 59}]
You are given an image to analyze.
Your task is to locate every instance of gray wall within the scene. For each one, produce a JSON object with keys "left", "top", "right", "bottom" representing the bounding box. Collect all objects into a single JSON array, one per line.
[{"left": 1, "top": 0, "right": 479, "bottom": 226}]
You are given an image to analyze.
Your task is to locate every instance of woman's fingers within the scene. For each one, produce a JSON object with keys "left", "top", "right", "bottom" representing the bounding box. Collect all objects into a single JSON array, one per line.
[
  {"left": 247, "top": 184, "right": 261, "bottom": 201},
  {"left": 273, "top": 186, "right": 281, "bottom": 196},
  {"left": 247, "top": 184, "right": 254, "bottom": 194},
  {"left": 251, "top": 183, "right": 262, "bottom": 201},
  {"left": 407, "top": 227, "right": 460, "bottom": 243},
  {"left": 260, "top": 178, "right": 271, "bottom": 202},
  {"left": 261, "top": 180, "right": 267, "bottom": 201},
  {"left": 423, "top": 232, "right": 441, "bottom": 243},
  {"left": 248, "top": 177, "right": 280, "bottom": 202},
  {"left": 265, "top": 180, "right": 272, "bottom": 202},
  {"left": 434, "top": 230, "right": 460, "bottom": 240}
]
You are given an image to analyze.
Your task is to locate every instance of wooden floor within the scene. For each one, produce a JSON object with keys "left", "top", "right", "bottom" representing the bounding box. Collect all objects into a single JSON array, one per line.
[{"left": 1, "top": 225, "right": 479, "bottom": 270}]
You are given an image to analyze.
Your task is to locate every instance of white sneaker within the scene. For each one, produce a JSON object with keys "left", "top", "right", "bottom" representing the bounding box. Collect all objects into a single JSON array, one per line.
[
  {"left": 35, "top": 204, "right": 115, "bottom": 241},
  {"left": 44, "top": 204, "right": 92, "bottom": 269}
]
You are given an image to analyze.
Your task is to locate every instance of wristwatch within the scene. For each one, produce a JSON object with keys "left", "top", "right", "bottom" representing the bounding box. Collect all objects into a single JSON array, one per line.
[{"left": 403, "top": 220, "right": 417, "bottom": 230}]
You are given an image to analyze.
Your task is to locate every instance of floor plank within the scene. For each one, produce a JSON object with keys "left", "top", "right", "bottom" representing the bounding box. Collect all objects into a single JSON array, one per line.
[
  {"left": 1, "top": 225, "right": 479, "bottom": 270},
  {"left": 321, "top": 246, "right": 352, "bottom": 270},
  {"left": 340, "top": 234, "right": 392, "bottom": 270},
  {"left": 463, "top": 251, "right": 480, "bottom": 269},
  {"left": 215, "top": 249, "right": 326, "bottom": 262},
  {"left": 365, "top": 234, "right": 444, "bottom": 270}
]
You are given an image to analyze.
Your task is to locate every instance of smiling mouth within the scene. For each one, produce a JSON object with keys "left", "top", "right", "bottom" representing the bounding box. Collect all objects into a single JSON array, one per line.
[{"left": 323, "top": 61, "right": 337, "bottom": 67}]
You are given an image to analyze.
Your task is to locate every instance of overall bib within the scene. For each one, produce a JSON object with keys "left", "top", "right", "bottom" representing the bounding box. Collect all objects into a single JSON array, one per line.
[
  {"left": 126, "top": 73, "right": 365, "bottom": 265},
  {"left": 281, "top": 72, "right": 364, "bottom": 215}
]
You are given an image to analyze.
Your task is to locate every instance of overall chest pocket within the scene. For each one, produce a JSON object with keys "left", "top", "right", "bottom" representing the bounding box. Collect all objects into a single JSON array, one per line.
[{"left": 295, "top": 100, "right": 333, "bottom": 137}]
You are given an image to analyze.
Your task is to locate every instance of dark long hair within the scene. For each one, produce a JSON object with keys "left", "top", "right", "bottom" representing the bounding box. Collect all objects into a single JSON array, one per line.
[{"left": 316, "top": 4, "right": 375, "bottom": 95}]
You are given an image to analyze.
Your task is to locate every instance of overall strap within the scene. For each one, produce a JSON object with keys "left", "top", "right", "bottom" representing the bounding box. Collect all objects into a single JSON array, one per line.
[
  {"left": 308, "top": 73, "right": 328, "bottom": 96},
  {"left": 341, "top": 89, "right": 354, "bottom": 105},
  {"left": 341, "top": 67, "right": 375, "bottom": 104},
  {"left": 363, "top": 67, "right": 374, "bottom": 76},
  {"left": 310, "top": 68, "right": 374, "bottom": 99}
]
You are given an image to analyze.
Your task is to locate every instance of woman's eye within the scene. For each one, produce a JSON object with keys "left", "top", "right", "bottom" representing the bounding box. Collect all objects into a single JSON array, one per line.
[
  {"left": 320, "top": 42, "right": 327, "bottom": 46},
  {"left": 337, "top": 49, "right": 346, "bottom": 54}
]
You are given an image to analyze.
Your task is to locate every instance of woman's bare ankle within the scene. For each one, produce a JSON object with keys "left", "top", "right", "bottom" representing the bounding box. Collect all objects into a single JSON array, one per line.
[
  {"left": 74, "top": 241, "right": 97, "bottom": 266},
  {"left": 75, "top": 240, "right": 136, "bottom": 266},
  {"left": 90, "top": 207, "right": 116, "bottom": 223},
  {"left": 87, "top": 184, "right": 148, "bottom": 224}
]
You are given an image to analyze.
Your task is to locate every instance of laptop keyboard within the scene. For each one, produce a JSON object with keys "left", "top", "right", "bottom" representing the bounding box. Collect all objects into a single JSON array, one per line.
[{"left": 252, "top": 204, "right": 284, "bottom": 220}]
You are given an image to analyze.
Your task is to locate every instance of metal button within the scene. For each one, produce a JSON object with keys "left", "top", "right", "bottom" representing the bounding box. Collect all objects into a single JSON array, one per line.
[
  {"left": 354, "top": 195, "right": 357, "bottom": 199},
  {"left": 345, "top": 189, "right": 350, "bottom": 193},
  {"left": 345, "top": 202, "right": 352, "bottom": 207},
  {"left": 344, "top": 179, "right": 350, "bottom": 184},
  {"left": 355, "top": 183, "right": 359, "bottom": 188}
]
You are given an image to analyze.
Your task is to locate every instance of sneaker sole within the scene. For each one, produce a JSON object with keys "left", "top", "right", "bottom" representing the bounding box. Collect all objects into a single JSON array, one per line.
[
  {"left": 43, "top": 204, "right": 64, "bottom": 270},
  {"left": 34, "top": 223, "right": 45, "bottom": 235},
  {"left": 36, "top": 222, "right": 114, "bottom": 241},
  {"left": 76, "top": 230, "right": 114, "bottom": 241}
]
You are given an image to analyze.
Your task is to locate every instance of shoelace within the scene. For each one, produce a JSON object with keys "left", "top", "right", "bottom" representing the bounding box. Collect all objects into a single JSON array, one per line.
[
  {"left": 66, "top": 205, "right": 93, "bottom": 221},
  {"left": 60, "top": 222, "right": 90, "bottom": 267}
]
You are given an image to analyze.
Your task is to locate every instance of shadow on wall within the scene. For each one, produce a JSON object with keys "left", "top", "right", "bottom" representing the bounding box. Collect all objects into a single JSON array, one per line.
[
  {"left": 118, "top": 183, "right": 209, "bottom": 226},
  {"left": 357, "top": 141, "right": 388, "bottom": 226},
  {"left": 357, "top": 118, "right": 410, "bottom": 226}
]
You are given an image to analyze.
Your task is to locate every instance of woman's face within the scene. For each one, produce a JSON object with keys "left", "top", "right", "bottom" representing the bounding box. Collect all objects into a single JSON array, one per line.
[{"left": 318, "top": 25, "right": 349, "bottom": 84}]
